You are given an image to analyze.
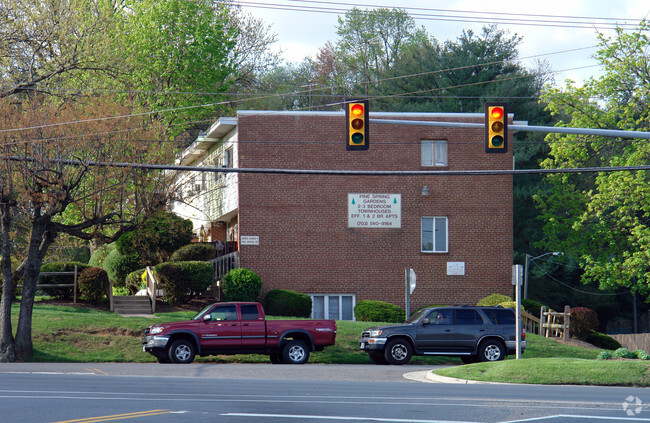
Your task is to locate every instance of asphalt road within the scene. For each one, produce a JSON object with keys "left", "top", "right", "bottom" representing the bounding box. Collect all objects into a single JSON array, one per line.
[{"left": 1, "top": 363, "right": 649, "bottom": 423}]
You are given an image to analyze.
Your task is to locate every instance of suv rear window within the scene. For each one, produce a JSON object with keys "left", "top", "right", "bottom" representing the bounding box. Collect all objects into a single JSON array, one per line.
[
  {"left": 483, "top": 308, "right": 515, "bottom": 325},
  {"left": 455, "top": 309, "right": 484, "bottom": 325}
]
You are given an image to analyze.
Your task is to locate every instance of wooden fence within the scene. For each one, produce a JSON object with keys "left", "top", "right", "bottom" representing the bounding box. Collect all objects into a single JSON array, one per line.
[
  {"left": 521, "top": 305, "right": 571, "bottom": 341},
  {"left": 610, "top": 333, "right": 650, "bottom": 353},
  {"left": 16, "top": 266, "right": 80, "bottom": 304}
]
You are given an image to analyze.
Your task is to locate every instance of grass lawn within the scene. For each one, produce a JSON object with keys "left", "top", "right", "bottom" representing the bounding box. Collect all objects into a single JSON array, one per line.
[{"left": 10, "top": 299, "right": 650, "bottom": 386}]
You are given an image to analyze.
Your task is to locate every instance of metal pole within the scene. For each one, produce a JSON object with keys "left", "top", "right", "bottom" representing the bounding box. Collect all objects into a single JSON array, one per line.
[{"left": 524, "top": 254, "right": 530, "bottom": 300}]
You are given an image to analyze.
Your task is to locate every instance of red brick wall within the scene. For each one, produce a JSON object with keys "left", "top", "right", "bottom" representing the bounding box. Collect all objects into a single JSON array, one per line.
[{"left": 235, "top": 111, "right": 513, "bottom": 309}]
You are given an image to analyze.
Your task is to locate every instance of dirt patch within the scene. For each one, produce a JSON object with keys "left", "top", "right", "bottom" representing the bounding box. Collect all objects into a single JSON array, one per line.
[{"left": 35, "top": 297, "right": 217, "bottom": 313}]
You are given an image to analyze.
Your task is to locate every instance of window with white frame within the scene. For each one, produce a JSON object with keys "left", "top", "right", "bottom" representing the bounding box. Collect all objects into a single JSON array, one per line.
[
  {"left": 421, "top": 140, "right": 447, "bottom": 166},
  {"left": 310, "top": 294, "right": 355, "bottom": 320},
  {"left": 421, "top": 217, "right": 448, "bottom": 253}
]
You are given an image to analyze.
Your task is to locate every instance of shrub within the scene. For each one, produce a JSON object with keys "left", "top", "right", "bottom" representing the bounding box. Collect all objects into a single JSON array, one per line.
[
  {"left": 170, "top": 243, "right": 216, "bottom": 262},
  {"left": 598, "top": 351, "right": 612, "bottom": 360},
  {"left": 154, "top": 264, "right": 188, "bottom": 306},
  {"left": 584, "top": 330, "right": 622, "bottom": 350},
  {"left": 613, "top": 348, "right": 636, "bottom": 359},
  {"left": 88, "top": 243, "right": 115, "bottom": 268},
  {"left": 77, "top": 267, "right": 109, "bottom": 301},
  {"left": 222, "top": 268, "right": 262, "bottom": 302},
  {"left": 570, "top": 307, "right": 599, "bottom": 339},
  {"left": 264, "top": 289, "right": 312, "bottom": 317},
  {"left": 154, "top": 261, "right": 214, "bottom": 305},
  {"left": 354, "top": 300, "right": 405, "bottom": 323},
  {"left": 522, "top": 299, "right": 547, "bottom": 315},
  {"left": 477, "top": 294, "right": 511, "bottom": 306},
  {"left": 498, "top": 301, "right": 516, "bottom": 309},
  {"left": 125, "top": 269, "right": 146, "bottom": 294},
  {"left": 635, "top": 350, "right": 649, "bottom": 360},
  {"left": 103, "top": 249, "right": 140, "bottom": 285},
  {"left": 38, "top": 262, "right": 93, "bottom": 299}
]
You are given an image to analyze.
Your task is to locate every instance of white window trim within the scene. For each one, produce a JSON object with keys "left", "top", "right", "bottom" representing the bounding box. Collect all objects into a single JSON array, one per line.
[
  {"left": 421, "top": 216, "right": 449, "bottom": 253},
  {"left": 309, "top": 294, "right": 356, "bottom": 321},
  {"left": 421, "top": 140, "right": 448, "bottom": 167}
]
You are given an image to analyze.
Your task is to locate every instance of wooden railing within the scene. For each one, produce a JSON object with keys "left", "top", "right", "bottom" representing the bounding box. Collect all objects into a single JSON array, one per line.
[
  {"left": 145, "top": 266, "right": 158, "bottom": 314},
  {"left": 520, "top": 306, "right": 571, "bottom": 341},
  {"left": 17, "top": 266, "right": 80, "bottom": 303}
]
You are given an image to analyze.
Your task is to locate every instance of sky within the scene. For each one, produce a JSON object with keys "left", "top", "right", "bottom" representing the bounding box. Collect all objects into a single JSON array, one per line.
[{"left": 238, "top": 0, "right": 650, "bottom": 87}]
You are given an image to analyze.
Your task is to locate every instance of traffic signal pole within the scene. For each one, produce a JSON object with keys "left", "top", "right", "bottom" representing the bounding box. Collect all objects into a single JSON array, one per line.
[{"left": 370, "top": 118, "right": 650, "bottom": 140}]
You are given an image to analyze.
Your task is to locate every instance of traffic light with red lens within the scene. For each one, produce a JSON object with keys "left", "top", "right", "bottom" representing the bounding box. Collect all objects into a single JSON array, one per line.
[
  {"left": 346, "top": 100, "right": 369, "bottom": 151},
  {"left": 485, "top": 102, "right": 507, "bottom": 153}
]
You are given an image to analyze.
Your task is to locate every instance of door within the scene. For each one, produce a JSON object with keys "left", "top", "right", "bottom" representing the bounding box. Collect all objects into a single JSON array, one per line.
[
  {"left": 415, "top": 308, "right": 455, "bottom": 351},
  {"left": 200, "top": 304, "right": 241, "bottom": 349},
  {"left": 240, "top": 304, "right": 266, "bottom": 347},
  {"left": 454, "top": 309, "right": 486, "bottom": 351}
]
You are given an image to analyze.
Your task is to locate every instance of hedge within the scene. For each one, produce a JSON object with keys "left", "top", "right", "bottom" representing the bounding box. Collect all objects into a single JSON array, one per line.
[
  {"left": 264, "top": 289, "right": 312, "bottom": 317},
  {"left": 222, "top": 268, "right": 262, "bottom": 302},
  {"left": 77, "top": 267, "right": 109, "bottom": 301},
  {"left": 170, "top": 243, "right": 216, "bottom": 262},
  {"left": 477, "top": 293, "right": 512, "bottom": 306},
  {"left": 153, "top": 261, "right": 213, "bottom": 305},
  {"left": 354, "top": 300, "right": 405, "bottom": 323}
]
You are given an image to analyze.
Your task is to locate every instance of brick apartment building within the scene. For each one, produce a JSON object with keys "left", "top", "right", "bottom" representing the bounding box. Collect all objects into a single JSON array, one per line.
[{"left": 173, "top": 110, "right": 514, "bottom": 320}]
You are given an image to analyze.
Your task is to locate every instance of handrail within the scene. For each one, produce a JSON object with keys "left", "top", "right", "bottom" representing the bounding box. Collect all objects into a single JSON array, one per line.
[{"left": 145, "top": 266, "right": 157, "bottom": 314}]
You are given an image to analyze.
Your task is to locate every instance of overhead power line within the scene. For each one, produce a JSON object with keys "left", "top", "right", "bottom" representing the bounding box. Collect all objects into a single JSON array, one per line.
[{"left": 5, "top": 155, "right": 650, "bottom": 176}]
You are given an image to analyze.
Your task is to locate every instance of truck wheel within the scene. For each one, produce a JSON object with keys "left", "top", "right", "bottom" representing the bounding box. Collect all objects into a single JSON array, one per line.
[
  {"left": 270, "top": 353, "right": 284, "bottom": 364},
  {"left": 384, "top": 338, "right": 412, "bottom": 365},
  {"left": 368, "top": 352, "right": 388, "bottom": 365},
  {"left": 478, "top": 339, "right": 505, "bottom": 362},
  {"left": 282, "top": 340, "right": 310, "bottom": 364},
  {"left": 168, "top": 339, "right": 196, "bottom": 364}
]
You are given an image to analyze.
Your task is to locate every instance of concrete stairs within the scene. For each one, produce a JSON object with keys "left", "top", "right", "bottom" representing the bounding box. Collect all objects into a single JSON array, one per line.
[{"left": 113, "top": 296, "right": 152, "bottom": 315}]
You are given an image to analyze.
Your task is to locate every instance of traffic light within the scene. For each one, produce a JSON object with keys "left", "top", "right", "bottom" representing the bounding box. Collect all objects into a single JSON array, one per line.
[
  {"left": 346, "top": 100, "right": 369, "bottom": 151},
  {"left": 485, "top": 102, "right": 507, "bottom": 153}
]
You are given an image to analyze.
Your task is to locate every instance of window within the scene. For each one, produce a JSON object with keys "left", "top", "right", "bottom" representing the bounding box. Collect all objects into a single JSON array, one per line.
[
  {"left": 427, "top": 309, "right": 453, "bottom": 325},
  {"left": 309, "top": 294, "right": 355, "bottom": 320},
  {"left": 241, "top": 305, "right": 260, "bottom": 320},
  {"left": 421, "top": 140, "right": 447, "bottom": 167},
  {"left": 455, "top": 309, "right": 484, "bottom": 325},
  {"left": 483, "top": 308, "right": 516, "bottom": 325},
  {"left": 421, "top": 217, "right": 448, "bottom": 253},
  {"left": 210, "top": 305, "right": 237, "bottom": 321}
]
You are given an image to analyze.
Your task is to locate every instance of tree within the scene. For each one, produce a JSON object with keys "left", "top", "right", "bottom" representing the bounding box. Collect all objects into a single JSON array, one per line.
[
  {"left": 535, "top": 20, "right": 650, "bottom": 296},
  {"left": 115, "top": 211, "right": 193, "bottom": 266},
  {"left": 0, "top": 0, "right": 120, "bottom": 99},
  {"left": 0, "top": 95, "right": 176, "bottom": 362}
]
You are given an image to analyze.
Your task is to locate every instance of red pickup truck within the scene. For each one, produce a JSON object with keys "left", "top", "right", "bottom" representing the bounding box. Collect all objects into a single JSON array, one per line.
[{"left": 142, "top": 302, "right": 337, "bottom": 364}]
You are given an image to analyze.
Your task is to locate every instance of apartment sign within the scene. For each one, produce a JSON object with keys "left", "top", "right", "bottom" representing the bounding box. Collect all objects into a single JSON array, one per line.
[{"left": 348, "top": 193, "right": 401, "bottom": 228}]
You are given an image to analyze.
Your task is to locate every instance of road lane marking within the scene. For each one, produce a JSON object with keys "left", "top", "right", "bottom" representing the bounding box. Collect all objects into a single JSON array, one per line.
[
  {"left": 221, "top": 414, "right": 476, "bottom": 422},
  {"left": 50, "top": 410, "right": 171, "bottom": 423},
  {"left": 84, "top": 368, "right": 109, "bottom": 376}
]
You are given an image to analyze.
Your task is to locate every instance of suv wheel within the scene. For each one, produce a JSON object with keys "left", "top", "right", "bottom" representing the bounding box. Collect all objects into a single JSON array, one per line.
[
  {"left": 282, "top": 340, "right": 310, "bottom": 364},
  {"left": 384, "top": 338, "right": 412, "bottom": 365},
  {"left": 478, "top": 339, "right": 505, "bottom": 362},
  {"left": 168, "top": 339, "right": 196, "bottom": 364}
]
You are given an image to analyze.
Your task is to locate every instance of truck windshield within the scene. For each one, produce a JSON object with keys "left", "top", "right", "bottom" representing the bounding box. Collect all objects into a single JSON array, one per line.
[
  {"left": 192, "top": 305, "right": 214, "bottom": 320},
  {"left": 406, "top": 309, "right": 428, "bottom": 323}
]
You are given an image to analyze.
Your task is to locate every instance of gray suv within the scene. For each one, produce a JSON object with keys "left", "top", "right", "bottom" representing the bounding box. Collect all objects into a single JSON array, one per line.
[{"left": 359, "top": 306, "right": 526, "bottom": 365}]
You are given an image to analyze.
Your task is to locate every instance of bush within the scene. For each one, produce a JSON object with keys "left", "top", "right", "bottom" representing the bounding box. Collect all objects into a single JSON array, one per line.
[
  {"left": 264, "top": 289, "right": 312, "bottom": 317},
  {"left": 498, "top": 301, "right": 516, "bottom": 309},
  {"left": 103, "top": 249, "right": 140, "bottom": 285},
  {"left": 88, "top": 243, "right": 115, "bottom": 268},
  {"left": 170, "top": 243, "right": 216, "bottom": 262},
  {"left": 613, "top": 348, "right": 636, "bottom": 359},
  {"left": 354, "top": 300, "right": 405, "bottom": 323},
  {"left": 477, "top": 294, "right": 511, "bottom": 306},
  {"left": 125, "top": 269, "right": 146, "bottom": 294},
  {"left": 77, "top": 267, "right": 109, "bottom": 301},
  {"left": 522, "top": 299, "right": 547, "bottom": 315},
  {"left": 584, "top": 330, "right": 622, "bottom": 350},
  {"left": 598, "top": 351, "right": 612, "bottom": 360},
  {"left": 635, "top": 350, "right": 649, "bottom": 360},
  {"left": 222, "top": 268, "right": 262, "bottom": 302},
  {"left": 38, "top": 262, "right": 93, "bottom": 299},
  {"left": 154, "top": 261, "right": 214, "bottom": 305},
  {"left": 570, "top": 307, "right": 599, "bottom": 339}
]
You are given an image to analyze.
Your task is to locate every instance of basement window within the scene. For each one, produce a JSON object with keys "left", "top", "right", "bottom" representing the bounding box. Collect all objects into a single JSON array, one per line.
[{"left": 310, "top": 294, "right": 355, "bottom": 321}]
